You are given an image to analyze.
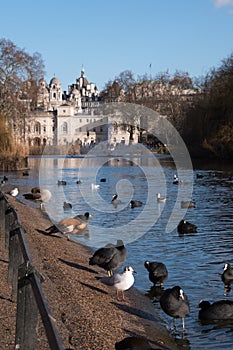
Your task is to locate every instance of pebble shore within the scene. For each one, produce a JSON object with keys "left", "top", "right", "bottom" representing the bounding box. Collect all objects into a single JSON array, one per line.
[{"left": 0, "top": 193, "right": 179, "bottom": 350}]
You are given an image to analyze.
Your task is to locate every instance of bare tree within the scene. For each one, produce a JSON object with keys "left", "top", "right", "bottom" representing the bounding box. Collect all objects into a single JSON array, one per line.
[{"left": 0, "top": 38, "right": 45, "bottom": 150}]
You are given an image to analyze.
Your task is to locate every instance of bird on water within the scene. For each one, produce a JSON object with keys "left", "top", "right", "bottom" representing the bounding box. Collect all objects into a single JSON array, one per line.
[
  {"left": 144, "top": 261, "right": 168, "bottom": 287},
  {"left": 159, "top": 285, "right": 190, "bottom": 331}
]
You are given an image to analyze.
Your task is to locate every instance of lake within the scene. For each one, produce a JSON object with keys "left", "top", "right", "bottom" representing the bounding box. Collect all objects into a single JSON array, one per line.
[{"left": 5, "top": 152, "right": 233, "bottom": 350}]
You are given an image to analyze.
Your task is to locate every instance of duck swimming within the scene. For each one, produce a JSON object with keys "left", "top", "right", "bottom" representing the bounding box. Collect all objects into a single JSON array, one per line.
[{"left": 177, "top": 220, "right": 197, "bottom": 234}]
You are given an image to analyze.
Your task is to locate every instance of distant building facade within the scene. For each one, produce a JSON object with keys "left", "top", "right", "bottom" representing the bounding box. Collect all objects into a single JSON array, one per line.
[{"left": 21, "top": 67, "right": 110, "bottom": 151}]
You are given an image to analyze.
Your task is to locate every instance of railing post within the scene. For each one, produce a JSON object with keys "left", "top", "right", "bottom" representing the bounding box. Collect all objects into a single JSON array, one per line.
[
  {"left": 0, "top": 192, "right": 6, "bottom": 237},
  {"left": 5, "top": 206, "right": 17, "bottom": 249},
  {"left": 8, "top": 228, "right": 23, "bottom": 301},
  {"left": 15, "top": 262, "right": 40, "bottom": 350}
]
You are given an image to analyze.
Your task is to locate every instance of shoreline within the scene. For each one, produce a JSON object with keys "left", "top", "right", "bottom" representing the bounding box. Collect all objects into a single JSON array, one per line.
[{"left": 0, "top": 189, "right": 180, "bottom": 350}]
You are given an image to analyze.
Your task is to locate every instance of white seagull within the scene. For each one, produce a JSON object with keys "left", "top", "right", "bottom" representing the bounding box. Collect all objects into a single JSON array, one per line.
[
  {"left": 99, "top": 266, "right": 136, "bottom": 301},
  {"left": 9, "top": 187, "right": 19, "bottom": 197}
]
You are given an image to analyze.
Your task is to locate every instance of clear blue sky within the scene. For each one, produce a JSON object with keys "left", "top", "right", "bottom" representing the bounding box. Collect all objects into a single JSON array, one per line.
[{"left": 1, "top": 0, "right": 233, "bottom": 91}]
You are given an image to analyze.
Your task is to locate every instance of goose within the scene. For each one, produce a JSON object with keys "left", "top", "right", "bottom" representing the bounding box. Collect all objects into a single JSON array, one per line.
[
  {"left": 115, "top": 336, "right": 152, "bottom": 350},
  {"left": 89, "top": 239, "right": 126, "bottom": 276},
  {"left": 144, "top": 261, "right": 168, "bottom": 286},
  {"left": 221, "top": 263, "right": 233, "bottom": 287},
  {"left": 130, "top": 200, "right": 143, "bottom": 208},
  {"left": 159, "top": 286, "right": 190, "bottom": 331},
  {"left": 181, "top": 200, "right": 195, "bottom": 208},
  {"left": 111, "top": 193, "right": 122, "bottom": 205},
  {"left": 177, "top": 220, "right": 197, "bottom": 234},
  {"left": 23, "top": 189, "right": 52, "bottom": 209},
  {"left": 99, "top": 266, "right": 136, "bottom": 301},
  {"left": 45, "top": 214, "right": 89, "bottom": 235},
  {"left": 74, "top": 212, "right": 90, "bottom": 222},
  {"left": 157, "top": 193, "right": 166, "bottom": 203},
  {"left": 198, "top": 300, "right": 233, "bottom": 322}
]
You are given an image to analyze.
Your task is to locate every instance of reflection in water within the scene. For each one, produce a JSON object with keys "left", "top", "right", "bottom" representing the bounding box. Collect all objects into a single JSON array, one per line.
[{"left": 4, "top": 155, "right": 233, "bottom": 350}]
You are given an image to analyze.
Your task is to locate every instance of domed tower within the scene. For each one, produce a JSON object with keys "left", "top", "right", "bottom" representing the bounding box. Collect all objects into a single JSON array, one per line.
[
  {"left": 37, "top": 78, "right": 50, "bottom": 110},
  {"left": 49, "top": 75, "right": 62, "bottom": 110}
]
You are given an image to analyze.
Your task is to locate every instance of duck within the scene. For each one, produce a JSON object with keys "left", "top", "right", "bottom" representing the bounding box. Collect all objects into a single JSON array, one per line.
[
  {"left": 89, "top": 239, "right": 126, "bottom": 276},
  {"left": 115, "top": 336, "right": 152, "bottom": 350},
  {"left": 23, "top": 188, "right": 52, "bottom": 209},
  {"left": 181, "top": 200, "right": 195, "bottom": 208},
  {"left": 45, "top": 213, "right": 89, "bottom": 235},
  {"left": 144, "top": 261, "right": 168, "bottom": 286},
  {"left": 173, "top": 174, "right": 180, "bottom": 184},
  {"left": 159, "top": 286, "right": 190, "bottom": 331},
  {"left": 22, "top": 170, "right": 29, "bottom": 176},
  {"left": 91, "top": 183, "right": 100, "bottom": 190},
  {"left": 221, "top": 263, "right": 233, "bottom": 287},
  {"left": 177, "top": 220, "right": 197, "bottom": 234},
  {"left": 111, "top": 193, "right": 122, "bottom": 205},
  {"left": 156, "top": 193, "right": 166, "bottom": 203},
  {"left": 130, "top": 200, "right": 143, "bottom": 208},
  {"left": 63, "top": 201, "right": 72, "bottom": 210},
  {"left": 8, "top": 187, "right": 19, "bottom": 197},
  {"left": 198, "top": 300, "right": 233, "bottom": 322},
  {"left": 1, "top": 175, "right": 8, "bottom": 184},
  {"left": 57, "top": 180, "right": 67, "bottom": 185},
  {"left": 76, "top": 179, "right": 82, "bottom": 184},
  {"left": 31, "top": 186, "right": 41, "bottom": 194},
  {"left": 99, "top": 266, "right": 136, "bottom": 301}
]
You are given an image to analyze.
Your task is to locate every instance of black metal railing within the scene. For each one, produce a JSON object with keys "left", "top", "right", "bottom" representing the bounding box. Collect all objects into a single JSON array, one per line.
[{"left": 0, "top": 191, "right": 65, "bottom": 350}]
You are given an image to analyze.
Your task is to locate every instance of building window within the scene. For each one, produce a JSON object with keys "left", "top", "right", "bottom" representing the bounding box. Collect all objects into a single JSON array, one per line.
[
  {"left": 80, "top": 119, "right": 82, "bottom": 123},
  {"left": 63, "top": 110, "right": 66, "bottom": 113},
  {"left": 61, "top": 122, "right": 68, "bottom": 134},
  {"left": 79, "top": 127, "right": 82, "bottom": 132},
  {"left": 34, "top": 122, "right": 41, "bottom": 134},
  {"left": 86, "top": 119, "right": 89, "bottom": 122},
  {"left": 53, "top": 92, "right": 56, "bottom": 99}
]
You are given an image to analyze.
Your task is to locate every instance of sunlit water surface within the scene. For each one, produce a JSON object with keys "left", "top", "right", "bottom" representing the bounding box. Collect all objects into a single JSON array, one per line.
[{"left": 4, "top": 154, "right": 233, "bottom": 350}]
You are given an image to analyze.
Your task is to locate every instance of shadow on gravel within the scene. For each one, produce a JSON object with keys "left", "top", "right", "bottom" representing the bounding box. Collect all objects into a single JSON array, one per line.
[
  {"left": 79, "top": 281, "right": 109, "bottom": 295},
  {"left": 36, "top": 228, "right": 62, "bottom": 238},
  {"left": 58, "top": 257, "right": 97, "bottom": 274}
]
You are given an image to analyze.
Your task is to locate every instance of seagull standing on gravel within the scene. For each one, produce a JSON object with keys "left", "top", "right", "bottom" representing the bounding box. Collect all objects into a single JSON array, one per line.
[
  {"left": 99, "top": 266, "right": 136, "bottom": 301},
  {"left": 8, "top": 187, "right": 19, "bottom": 197}
]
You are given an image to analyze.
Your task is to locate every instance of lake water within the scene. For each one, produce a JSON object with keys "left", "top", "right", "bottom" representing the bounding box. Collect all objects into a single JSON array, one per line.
[{"left": 4, "top": 153, "right": 233, "bottom": 350}]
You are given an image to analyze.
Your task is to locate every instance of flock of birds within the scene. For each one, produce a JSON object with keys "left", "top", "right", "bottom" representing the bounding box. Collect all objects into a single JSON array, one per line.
[{"left": 2, "top": 172, "right": 233, "bottom": 349}]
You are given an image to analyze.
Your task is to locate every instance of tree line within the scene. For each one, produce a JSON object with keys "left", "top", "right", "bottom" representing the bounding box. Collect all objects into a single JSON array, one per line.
[
  {"left": 0, "top": 37, "right": 233, "bottom": 161},
  {"left": 101, "top": 56, "right": 233, "bottom": 160}
]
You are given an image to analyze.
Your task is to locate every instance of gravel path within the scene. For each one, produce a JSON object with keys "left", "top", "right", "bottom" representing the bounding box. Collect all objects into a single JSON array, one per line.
[{"left": 0, "top": 194, "right": 178, "bottom": 350}]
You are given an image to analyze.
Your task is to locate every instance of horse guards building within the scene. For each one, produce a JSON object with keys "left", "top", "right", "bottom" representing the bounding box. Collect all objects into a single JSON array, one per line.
[{"left": 24, "top": 67, "right": 138, "bottom": 153}]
